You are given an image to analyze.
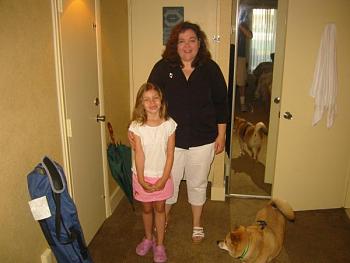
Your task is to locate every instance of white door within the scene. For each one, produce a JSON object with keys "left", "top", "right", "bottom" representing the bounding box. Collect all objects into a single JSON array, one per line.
[
  {"left": 59, "top": 0, "right": 106, "bottom": 243},
  {"left": 271, "top": 0, "right": 349, "bottom": 210},
  {"left": 130, "top": 0, "right": 219, "bottom": 98}
]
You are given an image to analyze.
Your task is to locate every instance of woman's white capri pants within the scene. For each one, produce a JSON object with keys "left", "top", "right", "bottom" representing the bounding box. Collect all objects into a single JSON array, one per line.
[{"left": 166, "top": 142, "right": 215, "bottom": 206}]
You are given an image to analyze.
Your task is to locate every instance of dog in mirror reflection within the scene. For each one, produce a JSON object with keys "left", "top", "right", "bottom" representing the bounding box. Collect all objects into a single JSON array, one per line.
[{"left": 234, "top": 117, "right": 268, "bottom": 161}]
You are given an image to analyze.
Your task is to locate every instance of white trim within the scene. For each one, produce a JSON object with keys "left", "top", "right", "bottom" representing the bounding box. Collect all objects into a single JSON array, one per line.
[
  {"left": 128, "top": 0, "right": 135, "bottom": 116},
  {"left": 110, "top": 188, "right": 125, "bottom": 213},
  {"left": 211, "top": 185, "right": 226, "bottom": 201},
  {"left": 226, "top": 0, "right": 240, "bottom": 195},
  {"left": 346, "top": 209, "right": 350, "bottom": 219},
  {"left": 214, "top": 0, "right": 220, "bottom": 61},
  {"left": 344, "top": 158, "right": 350, "bottom": 208},
  {"left": 210, "top": 0, "right": 228, "bottom": 201},
  {"left": 40, "top": 248, "right": 56, "bottom": 263},
  {"left": 95, "top": 0, "right": 112, "bottom": 218},
  {"left": 209, "top": 0, "right": 219, "bottom": 184},
  {"left": 50, "top": 0, "right": 73, "bottom": 194}
]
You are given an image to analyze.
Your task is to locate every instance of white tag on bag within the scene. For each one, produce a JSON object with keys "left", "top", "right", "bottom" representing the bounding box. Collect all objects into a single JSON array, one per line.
[{"left": 28, "top": 196, "right": 51, "bottom": 220}]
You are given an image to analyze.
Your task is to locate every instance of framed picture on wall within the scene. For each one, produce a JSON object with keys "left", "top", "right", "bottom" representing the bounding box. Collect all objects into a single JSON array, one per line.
[{"left": 163, "top": 7, "right": 184, "bottom": 45}]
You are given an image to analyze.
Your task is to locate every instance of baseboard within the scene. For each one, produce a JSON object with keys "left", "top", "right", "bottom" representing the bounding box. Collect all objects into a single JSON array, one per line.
[
  {"left": 110, "top": 187, "right": 124, "bottom": 213},
  {"left": 211, "top": 185, "right": 226, "bottom": 201},
  {"left": 41, "top": 248, "right": 56, "bottom": 263}
]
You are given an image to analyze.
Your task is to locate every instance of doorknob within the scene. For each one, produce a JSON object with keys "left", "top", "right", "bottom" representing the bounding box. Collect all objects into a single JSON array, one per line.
[
  {"left": 274, "top": 97, "right": 281, "bottom": 104},
  {"left": 96, "top": 114, "right": 106, "bottom": 122},
  {"left": 283, "top": 112, "right": 293, "bottom": 120}
]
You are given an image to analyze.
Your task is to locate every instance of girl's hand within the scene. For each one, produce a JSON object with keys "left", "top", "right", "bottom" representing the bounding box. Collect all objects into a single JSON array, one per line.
[
  {"left": 138, "top": 177, "right": 154, "bottom": 192},
  {"left": 153, "top": 178, "right": 167, "bottom": 191},
  {"left": 140, "top": 181, "right": 155, "bottom": 192}
]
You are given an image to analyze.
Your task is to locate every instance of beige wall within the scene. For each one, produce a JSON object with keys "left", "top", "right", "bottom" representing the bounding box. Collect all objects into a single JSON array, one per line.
[
  {"left": 0, "top": 1, "right": 62, "bottom": 262},
  {"left": 100, "top": 0, "right": 131, "bottom": 195},
  {"left": 1, "top": 0, "right": 349, "bottom": 261},
  {"left": 0, "top": 0, "right": 131, "bottom": 261},
  {"left": 273, "top": 0, "right": 350, "bottom": 210}
]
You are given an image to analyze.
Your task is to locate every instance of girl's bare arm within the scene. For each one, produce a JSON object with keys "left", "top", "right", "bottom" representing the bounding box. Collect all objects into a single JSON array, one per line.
[
  {"left": 134, "top": 134, "right": 154, "bottom": 192},
  {"left": 154, "top": 133, "right": 175, "bottom": 191}
]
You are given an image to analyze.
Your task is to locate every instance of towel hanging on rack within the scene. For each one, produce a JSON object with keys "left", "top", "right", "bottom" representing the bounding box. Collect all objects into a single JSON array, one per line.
[{"left": 309, "top": 23, "right": 338, "bottom": 128}]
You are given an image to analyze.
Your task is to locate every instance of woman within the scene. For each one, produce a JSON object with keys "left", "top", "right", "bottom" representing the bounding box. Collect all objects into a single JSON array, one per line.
[{"left": 132, "top": 21, "right": 228, "bottom": 243}]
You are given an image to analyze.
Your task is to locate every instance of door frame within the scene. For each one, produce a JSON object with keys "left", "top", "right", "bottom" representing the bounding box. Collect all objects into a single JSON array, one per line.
[
  {"left": 264, "top": 0, "right": 288, "bottom": 186},
  {"left": 50, "top": 0, "right": 111, "bottom": 217}
]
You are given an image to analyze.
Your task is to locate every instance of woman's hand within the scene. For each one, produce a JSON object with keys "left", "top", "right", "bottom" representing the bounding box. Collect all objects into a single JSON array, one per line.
[
  {"left": 215, "top": 123, "right": 226, "bottom": 154},
  {"left": 214, "top": 135, "right": 225, "bottom": 154}
]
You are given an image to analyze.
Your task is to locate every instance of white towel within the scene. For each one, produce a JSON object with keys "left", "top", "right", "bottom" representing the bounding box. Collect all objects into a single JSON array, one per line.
[{"left": 310, "top": 23, "right": 338, "bottom": 128}]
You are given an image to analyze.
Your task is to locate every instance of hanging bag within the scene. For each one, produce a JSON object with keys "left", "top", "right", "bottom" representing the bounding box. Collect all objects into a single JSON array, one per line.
[{"left": 27, "top": 156, "right": 93, "bottom": 263}]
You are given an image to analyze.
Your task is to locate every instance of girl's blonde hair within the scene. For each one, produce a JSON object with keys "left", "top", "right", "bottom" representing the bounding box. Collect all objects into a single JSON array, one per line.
[{"left": 131, "top": 82, "right": 168, "bottom": 124}]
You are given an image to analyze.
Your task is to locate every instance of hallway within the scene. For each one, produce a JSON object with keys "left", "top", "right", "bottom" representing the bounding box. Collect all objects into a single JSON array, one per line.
[
  {"left": 89, "top": 181, "right": 232, "bottom": 263},
  {"left": 89, "top": 181, "right": 350, "bottom": 263}
]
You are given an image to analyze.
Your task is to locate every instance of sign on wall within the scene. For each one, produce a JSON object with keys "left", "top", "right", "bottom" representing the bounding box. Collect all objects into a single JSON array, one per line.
[{"left": 163, "top": 7, "right": 184, "bottom": 45}]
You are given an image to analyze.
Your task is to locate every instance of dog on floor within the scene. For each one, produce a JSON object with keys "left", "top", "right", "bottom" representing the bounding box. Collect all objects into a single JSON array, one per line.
[
  {"left": 217, "top": 199, "right": 295, "bottom": 263},
  {"left": 234, "top": 117, "right": 268, "bottom": 161}
]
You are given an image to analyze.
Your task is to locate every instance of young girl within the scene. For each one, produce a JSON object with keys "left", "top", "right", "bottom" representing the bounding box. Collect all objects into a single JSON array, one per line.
[{"left": 129, "top": 82, "right": 176, "bottom": 263}]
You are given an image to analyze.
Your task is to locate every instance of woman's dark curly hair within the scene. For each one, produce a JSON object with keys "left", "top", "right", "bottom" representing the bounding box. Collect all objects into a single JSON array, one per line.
[{"left": 162, "top": 21, "right": 211, "bottom": 68}]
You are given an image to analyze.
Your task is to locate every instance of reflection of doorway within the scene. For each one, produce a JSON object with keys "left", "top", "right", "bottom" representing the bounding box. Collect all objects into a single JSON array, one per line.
[{"left": 227, "top": 0, "right": 279, "bottom": 198}]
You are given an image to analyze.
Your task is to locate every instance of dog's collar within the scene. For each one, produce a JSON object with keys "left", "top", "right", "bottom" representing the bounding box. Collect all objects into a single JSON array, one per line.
[{"left": 237, "top": 237, "right": 250, "bottom": 261}]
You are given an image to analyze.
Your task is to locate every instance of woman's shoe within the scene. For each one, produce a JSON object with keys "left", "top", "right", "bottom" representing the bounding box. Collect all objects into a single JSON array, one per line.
[
  {"left": 135, "top": 238, "right": 154, "bottom": 256},
  {"left": 153, "top": 244, "right": 167, "bottom": 263},
  {"left": 192, "top": 226, "right": 205, "bottom": 243}
]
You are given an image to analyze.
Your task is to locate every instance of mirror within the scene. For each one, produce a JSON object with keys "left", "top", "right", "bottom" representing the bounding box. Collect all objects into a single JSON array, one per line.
[{"left": 227, "top": 0, "right": 278, "bottom": 198}]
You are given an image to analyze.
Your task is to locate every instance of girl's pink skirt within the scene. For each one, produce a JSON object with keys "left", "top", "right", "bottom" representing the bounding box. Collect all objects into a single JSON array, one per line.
[{"left": 132, "top": 174, "right": 173, "bottom": 202}]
